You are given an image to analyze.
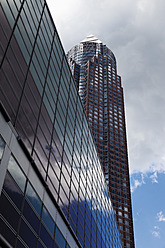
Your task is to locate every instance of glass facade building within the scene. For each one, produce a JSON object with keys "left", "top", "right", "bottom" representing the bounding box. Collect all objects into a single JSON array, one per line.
[
  {"left": 67, "top": 35, "right": 135, "bottom": 248},
  {"left": 0, "top": 1, "right": 122, "bottom": 248}
]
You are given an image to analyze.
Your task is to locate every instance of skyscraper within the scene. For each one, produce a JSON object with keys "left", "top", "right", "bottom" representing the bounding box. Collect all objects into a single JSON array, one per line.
[
  {"left": 67, "top": 35, "right": 135, "bottom": 248},
  {"left": 0, "top": 1, "right": 122, "bottom": 248}
]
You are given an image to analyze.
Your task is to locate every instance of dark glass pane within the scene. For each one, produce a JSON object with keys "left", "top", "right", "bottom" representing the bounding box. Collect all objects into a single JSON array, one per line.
[
  {"left": 102, "top": 239, "right": 106, "bottom": 248},
  {"left": 15, "top": 119, "right": 33, "bottom": 155},
  {"left": 61, "top": 205, "right": 68, "bottom": 220},
  {"left": 19, "top": 219, "right": 37, "bottom": 247},
  {"left": 26, "top": 71, "right": 42, "bottom": 108},
  {"left": 16, "top": 104, "right": 35, "bottom": 148},
  {"left": 52, "top": 130, "right": 63, "bottom": 164},
  {"left": 97, "top": 230, "right": 101, "bottom": 245},
  {"left": 33, "top": 138, "right": 48, "bottom": 172},
  {"left": 85, "top": 204, "right": 91, "bottom": 227},
  {"left": 42, "top": 206, "right": 55, "bottom": 237},
  {"left": 0, "top": 192, "right": 19, "bottom": 230},
  {"left": 91, "top": 237, "right": 96, "bottom": 248},
  {"left": 8, "top": 155, "right": 26, "bottom": 192},
  {"left": 77, "top": 221, "right": 84, "bottom": 242},
  {"left": 16, "top": 240, "right": 26, "bottom": 248},
  {"left": 29, "top": 61, "right": 43, "bottom": 97},
  {"left": 77, "top": 231, "right": 83, "bottom": 248},
  {"left": 40, "top": 223, "right": 53, "bottom": 248},
  {"left": 0, "top": 69, "right": 18, "bottom": 123},
  {"left": 68, "top": 217, "right": 76, "bottom": 235},
  {"left": 78, "top": 201, "right": 85, "bottom": 225},
  {"left": 85, "top": 223, "right": 91, "bottom": 240},
  {"left": 32, "top": 150, "right": 46, "bottom": 180},
  {"left": 3, "top": 172, "right": 23, "bottom": 210},
  {"left": 37, "top": 241, "right": 45, "bottom": 248},
  {"left": 26, "top": 182, "right": 42, "bottom": 217},
  {"left": 23, "top": 199, "right": 40, "bottom": 234},
  {"left": 85, "top": 234, "right": 90, "bottom": 248},
  {"left": 0, "top": 218, "right": 15, "bottom": 247},
  {"left": 10, "top": 35, "right": 28, "bottom": 75},
  {"left": 6, "top": 44, "right": 26, "bottom": 90},
  {"left": 38, "top": 111, "right": 52, "bottom": 143},
  {"left": 54, "top": 243, "right": 59, "bottom": 248},
  {"left": 14, "top": 26, "right": 30, "bottom": 64},
  {"left": 55, "top": 227, "right": 66, "bottom": 248},
  {"left": 69, "top": 205, "right": 77, "bottom": 224},
  {"left": 0, "top": 6, "right": 12, "bottom": 59},
  {"left": 2, "top": 54, "right": 24, "bottom": 99}
]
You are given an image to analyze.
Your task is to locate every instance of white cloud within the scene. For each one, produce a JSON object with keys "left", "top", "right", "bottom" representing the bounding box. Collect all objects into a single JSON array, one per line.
[
  {"left": 47, "top": 0, "right": 165, "bottom": 175},
  {"left": 157, "top": 211, "right": 165, "bottom": 222},
  {"left": 150, "top": 172, "right": 158, "bottom": 184},
  {"left": 152, "top": 226, "right": 160, "bottom": 238},
  {"left": 131, "top": 174, "right": 145, "bottom": 192},
  {"left": 151, "top": 224, "right": 163, "bottom": 238},
  {"left": 152, "top": 230, "right": 160, "bottom": 238}
]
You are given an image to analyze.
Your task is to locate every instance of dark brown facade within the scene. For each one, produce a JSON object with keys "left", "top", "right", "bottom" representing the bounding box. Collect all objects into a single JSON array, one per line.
[{"left": 67, "top": 35, "right": 135, "bottom": 248}]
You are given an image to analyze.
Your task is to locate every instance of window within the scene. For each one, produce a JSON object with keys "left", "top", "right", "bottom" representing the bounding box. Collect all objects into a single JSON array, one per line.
[
  {"left": 8, "top": 155, "right": 26, "bottom": 193},
  {"left": 124, "top": 207, "right": 128, "bottom": 212},
  {"left": 125, "top": 220, "right": 129, "bottom": 225},
  {"left": 126, "top": 235, "right": 130, "bottom": 240},
  {"left": 55, "top": 227, "right": 66, "bottom": 248},
  {"left": 118, "top": 205, "right": 122, "bottom": 210},
  {"left": 26, "top": 182, "right": 42, "bottom": 217},
  {"left": 125, "top": 227, "right": 129, "bottom": 233},
  {"left": 119, "top": 225, "right": 123, "bottom": 231},
  {"left": 118, "top": 218, "right": 123, "bottom": 223},
  {"left": 123, "top": 194, "right": 127, "bottom": 199},
  {"left": 124, "top": 213, "right": 128, "bottom": 218},
  {"left": 42, "top": 206, "right": 55, "bottom": 236}
]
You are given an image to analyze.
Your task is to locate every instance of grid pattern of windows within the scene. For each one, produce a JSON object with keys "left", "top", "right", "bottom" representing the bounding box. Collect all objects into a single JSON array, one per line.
[
  {"left": 0, "top": 2, "right": 122, "bottom": 248},
  {"left": 0, "top": 154, "right": 70, "bottom": 248}
]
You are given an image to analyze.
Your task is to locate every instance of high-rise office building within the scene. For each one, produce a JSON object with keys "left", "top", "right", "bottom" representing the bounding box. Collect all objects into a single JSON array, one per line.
[
  {"left": 67, "top": 35, "right": 135, "bottom": 248},
  {"left": 0, "top": 1, "right": 122, "bottom": 248}
]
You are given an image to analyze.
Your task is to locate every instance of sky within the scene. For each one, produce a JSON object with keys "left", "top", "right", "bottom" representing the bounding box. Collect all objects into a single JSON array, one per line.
[{"left": 46, "top": 0, "right": 165, "bottom": 247}]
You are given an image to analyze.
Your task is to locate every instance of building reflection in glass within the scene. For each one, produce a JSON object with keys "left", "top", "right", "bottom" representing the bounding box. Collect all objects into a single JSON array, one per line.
[{"left": 0, "top": 0, "right": 122, "bottom": 247}]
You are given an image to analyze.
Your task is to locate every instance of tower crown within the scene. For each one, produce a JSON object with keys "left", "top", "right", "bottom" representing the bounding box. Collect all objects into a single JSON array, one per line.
[
  {"left": 81, "top": 34, "right": 102, "bottom": 44},
  {"left": 67, "top": 36, "right": 117, "bottom": 68}
]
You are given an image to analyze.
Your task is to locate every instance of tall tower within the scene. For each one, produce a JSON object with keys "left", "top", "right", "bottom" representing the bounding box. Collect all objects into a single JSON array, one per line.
[{"left": 67, "top": 35, "right": 135, "bottom": 248}]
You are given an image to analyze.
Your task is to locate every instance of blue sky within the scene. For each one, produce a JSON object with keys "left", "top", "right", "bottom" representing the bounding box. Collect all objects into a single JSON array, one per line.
[
  {"left": 47, "top": 0, "right": 165, "bottom": 247},
  {"left": 131, "top": 172, "right": 165, "bottom": 248}
]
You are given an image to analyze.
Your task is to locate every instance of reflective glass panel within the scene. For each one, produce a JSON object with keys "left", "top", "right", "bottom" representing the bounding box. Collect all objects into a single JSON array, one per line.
[
  {"left": 42, "top": 206, "right": 55, "bottom": 237},
  {"left": 55, "top": 227, "right": 66, "bottom": 248},
  {"left": 8, "top": 155, "right": 26, "bottom": 192},
  {"left": 26, "top": 182, "right": 42, "bottom": 217}
]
